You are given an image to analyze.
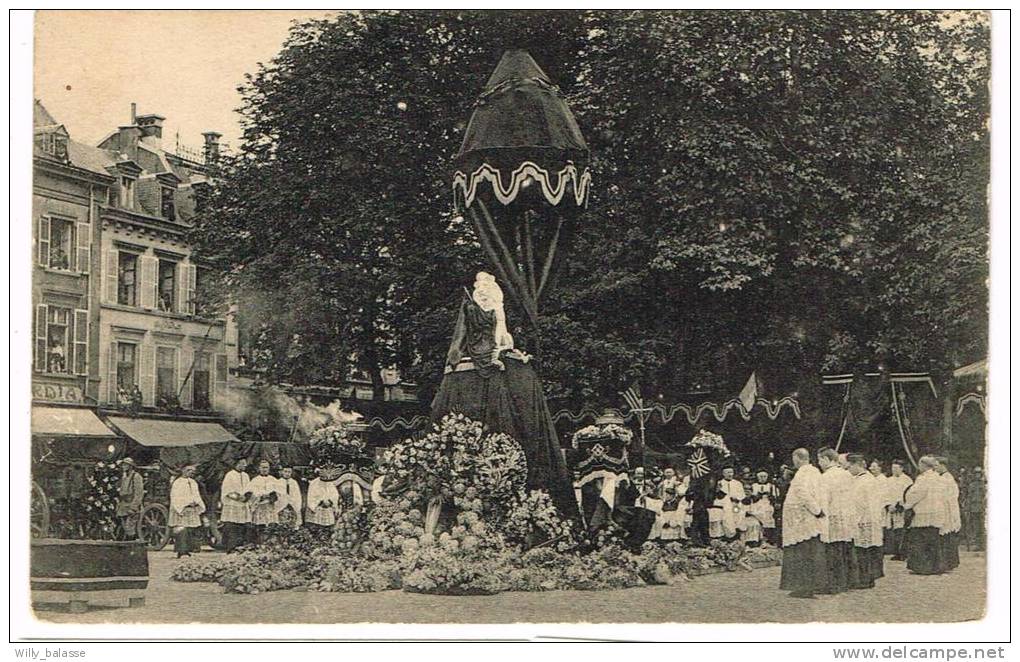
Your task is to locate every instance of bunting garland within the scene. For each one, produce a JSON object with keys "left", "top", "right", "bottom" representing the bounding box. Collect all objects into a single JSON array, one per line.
[
  {"left": 358, "top": 395, "right": 802, "bottom": 433},
  {"left": 551, "top": 396, "right": 802, "bottom": 426}
]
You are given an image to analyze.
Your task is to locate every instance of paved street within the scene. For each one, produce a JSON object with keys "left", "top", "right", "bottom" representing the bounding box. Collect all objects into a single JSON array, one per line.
[{"left": 34, "top": 551, "right": 985, "bottom": 624}]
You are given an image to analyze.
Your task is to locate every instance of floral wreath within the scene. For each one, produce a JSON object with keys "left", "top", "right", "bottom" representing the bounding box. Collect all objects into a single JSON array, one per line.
[
  {"left": 308, "top": 424, "right": 371, "bottom": 475},
  {"left": 571, "top": 423, "right": 634, "bottom": 448},
  {"left": 686, "top": 429, "right": 730, "bottom": 456}
]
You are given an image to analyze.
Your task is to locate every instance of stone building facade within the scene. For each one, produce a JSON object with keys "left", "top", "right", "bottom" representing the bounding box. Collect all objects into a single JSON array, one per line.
[{"left": 32, "top": 100, "right": 237, "bottom": 448}]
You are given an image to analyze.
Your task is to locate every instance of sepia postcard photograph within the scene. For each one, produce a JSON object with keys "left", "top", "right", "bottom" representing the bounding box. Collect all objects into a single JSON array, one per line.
[{"left": 10, "top": 6, "right": 1010, "bottom": 651}]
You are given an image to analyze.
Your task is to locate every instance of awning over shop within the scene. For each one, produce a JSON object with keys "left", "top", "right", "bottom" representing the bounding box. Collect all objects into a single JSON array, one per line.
[
  {"left": 32, "top": 407, "right": 118, "bottom": 438},
  {"left": 106, "top": 417, "right": 239, "bottom": 447}
]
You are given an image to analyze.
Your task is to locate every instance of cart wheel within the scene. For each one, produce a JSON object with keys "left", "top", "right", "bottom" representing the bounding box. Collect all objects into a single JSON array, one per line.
[
  {"left": 138, "top": 503, "right": 170, "bottom": 550},
  {"left": 31, "top": 482, "right": 50, "bottom": 538}
]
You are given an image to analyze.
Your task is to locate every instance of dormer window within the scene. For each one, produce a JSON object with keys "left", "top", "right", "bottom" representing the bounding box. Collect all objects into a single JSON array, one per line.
[
  {"left": 119, "top": 177, "right": 135, "bottom": 209},
  {"left": 160, "top": 186, "right": 176, "bottom": 221},
  {"left": 36, "top": 132, "right": 69, "bottom": 161}
]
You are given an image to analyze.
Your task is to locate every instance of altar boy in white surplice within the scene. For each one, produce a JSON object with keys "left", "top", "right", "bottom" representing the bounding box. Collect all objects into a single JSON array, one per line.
[
  {"left": 305, "top": 467, "right": 339, "bottom": 532},
  {"left": 712, "top": 466, "right": 746, "bottom": 541},
  {"left": 248, "top": 460, "right": 285, "bottom": 543}
]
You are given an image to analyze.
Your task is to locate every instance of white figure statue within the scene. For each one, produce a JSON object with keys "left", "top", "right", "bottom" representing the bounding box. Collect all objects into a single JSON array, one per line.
[{"left": 472, "top": 272, "right": 514, "bottom": 351}]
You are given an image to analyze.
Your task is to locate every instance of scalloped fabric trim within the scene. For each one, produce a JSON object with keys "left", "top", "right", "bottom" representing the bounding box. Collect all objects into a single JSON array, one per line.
[
  {"left": 453, "top": 160, "right": 592, "bottom": 208},
  {"left": 358, "top": 396, "right": 801, "bottom": 433}
]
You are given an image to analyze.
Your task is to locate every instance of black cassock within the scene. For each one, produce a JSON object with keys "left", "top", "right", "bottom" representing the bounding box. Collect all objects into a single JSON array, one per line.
[{"left": 432, "top": 295, "right": 579, "bottom": 522}]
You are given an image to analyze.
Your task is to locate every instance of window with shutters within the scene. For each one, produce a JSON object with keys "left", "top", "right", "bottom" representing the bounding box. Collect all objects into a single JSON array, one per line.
[
  {"left": 193, "top": 353, "right": 211, "bottom": 411},
  {"left": 116, "top": 342, "right": 137, "bottom": 391},
  {"left": 47, "top": 218, "right": 74, "bottom": 271},
  {"left": 157, "top": 259, "right": 177, "bottom": 312},
  {"left": 156, "top": 346, "right": 178, "bottom": 407},
  {"left": 45, "top": 307, "right": 72, "bottom": 374},
  {"left": 118, "top": 252, "right": 139, "bottom": 306}
]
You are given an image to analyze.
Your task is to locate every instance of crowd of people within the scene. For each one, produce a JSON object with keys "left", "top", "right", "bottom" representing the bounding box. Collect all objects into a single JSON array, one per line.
[
  {"left": 121, "top": 444, "right": 984, "bottom": 574},
  {"left": 778, "top": 449, "right": 983, "bottom": 599}
]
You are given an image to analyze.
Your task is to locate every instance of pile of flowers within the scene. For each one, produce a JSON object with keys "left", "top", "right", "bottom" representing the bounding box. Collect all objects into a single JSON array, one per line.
[
  {"left": 171, "top": 414, "right": 779, "bottom": 595},
  {"left": 686, "top": 429, "right": 730, "bottom": 456},
  {"left": 501, "top": 490, "right": 576, "bottom": 551},
  {"left": 82, "top": 460, "right": 120, "bottom": 538},
  {"left": 308, "top": 424, "right": 368, "bottom": 473}
]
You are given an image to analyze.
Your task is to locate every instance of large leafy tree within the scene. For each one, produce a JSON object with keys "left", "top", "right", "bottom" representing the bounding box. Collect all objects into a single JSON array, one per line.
[
  {"left": 192, "top": 10, "right": 587, "bottom": 395},
  {"left": 545, "top": 9, "right": 989, "bottom": 403},
  {"left": 193, "top": 10, "right": 989, "bottom": 409}
]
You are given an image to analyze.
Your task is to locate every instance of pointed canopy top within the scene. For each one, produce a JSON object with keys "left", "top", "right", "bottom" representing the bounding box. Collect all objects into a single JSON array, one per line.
[
  {"left": 484, "top": 49, "right": 549, "bottom": 88},
  {"left": 452, "top": 49, "right": 590, "bottom": 210}
]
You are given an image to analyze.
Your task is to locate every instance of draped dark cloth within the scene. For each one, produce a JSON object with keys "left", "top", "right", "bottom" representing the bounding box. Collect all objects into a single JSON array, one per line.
[
  {"left": 579, "top": 477, "right": 656, "bottom": 551},
  {"left": 432, "top": 355, "right": 579, "bottom": 522},
  {"left": 445, "top": 294, "right": 502, "bottom": 376}
]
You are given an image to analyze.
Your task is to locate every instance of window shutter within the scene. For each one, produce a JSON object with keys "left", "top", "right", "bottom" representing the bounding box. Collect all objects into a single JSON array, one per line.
[
  {"left": 34, "top": 304, "right": 49, "bottom": 372},
  {"left": 107, "top": 341, "right": 119, "bottom": 403},
  {"left": 139, "top": 255, "right": 157, "bottom": 310},
  {"left": 73, "top": 309, "right": 89, "bottom": 375},
  {"left": 103, "top": 248, "right": 118, "bottom": 304},
  {"left": 176, "top": 263, "right": 188, "bottom": 314},
  {"left": 76, "top": 222, "right": 91, "bottom": 274},
  {"left": 38, "top": 217, "right": 50, "bottom": 267},
  {"left": 187, "top": 264, "right": 197, "bottom": 315},
  {"left": 179, "top": 345, "right": 193, "bottom": 409},
  {"left": 213, "top": 353, "right": 228, "bottom": 410},
  {"left": 139, "top": 343, "right": 156, "bottom": 406}
]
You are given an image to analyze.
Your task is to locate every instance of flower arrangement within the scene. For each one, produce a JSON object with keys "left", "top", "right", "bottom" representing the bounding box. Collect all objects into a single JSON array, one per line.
[
  {"left": 330, "top": 504, "right": 368, "bottom": 553},
  {"left": 686, "top": 429, "right": 730, "bottom": 455},
  {"left": 308, "top": 424, "right": 368, "bottom": 473},
  {"left": 501, "top": 490, "right": 576, "bottom": 551},
  {"left": 82, "top": 460, "right": 120, "bottom": 538},
  {"left": 571, "top": 423, "right": 633, "bottom": 448},
  {"left": 387, "top": 413, "right": 528, "bottom": 518},
  {"left": 360, "top": 500, "right": 427, "bottom": 561}
]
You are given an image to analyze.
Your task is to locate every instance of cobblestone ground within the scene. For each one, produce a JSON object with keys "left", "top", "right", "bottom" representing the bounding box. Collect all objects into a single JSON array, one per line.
[{"left": 34, "top": 551, "right": 985, "bottom": 624}]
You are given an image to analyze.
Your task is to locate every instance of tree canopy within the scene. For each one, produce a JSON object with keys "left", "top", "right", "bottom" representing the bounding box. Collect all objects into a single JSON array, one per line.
[{"left": 191, "top": 10, "right": 989, "bottom": 409}]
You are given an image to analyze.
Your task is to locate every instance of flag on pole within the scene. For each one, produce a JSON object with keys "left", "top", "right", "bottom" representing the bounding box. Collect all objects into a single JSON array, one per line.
[{"left": 739, "top": 371, "right": 760, "bottom": 413}]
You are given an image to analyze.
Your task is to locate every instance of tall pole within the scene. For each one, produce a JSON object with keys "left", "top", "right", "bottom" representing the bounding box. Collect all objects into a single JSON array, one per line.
[{"left": 633, "top": 405, "right": 654, "bottom": 467}]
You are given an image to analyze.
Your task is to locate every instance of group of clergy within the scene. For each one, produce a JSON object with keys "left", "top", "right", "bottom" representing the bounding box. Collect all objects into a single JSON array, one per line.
[
  {"left": 169, "top": 458, "right": 374, "bottom": 557},
  {"left": 779, "top": 447, "right": 963, "bottom": 598}
]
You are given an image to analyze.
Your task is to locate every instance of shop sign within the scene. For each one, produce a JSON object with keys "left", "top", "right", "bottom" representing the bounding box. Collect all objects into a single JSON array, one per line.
[{"left": 32, "top": 381, "right": 84, "bottom": 403}]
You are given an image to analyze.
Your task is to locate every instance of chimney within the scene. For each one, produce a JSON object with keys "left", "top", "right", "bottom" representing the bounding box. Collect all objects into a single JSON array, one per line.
[
  {"left": 202, "top": 131, "right": 222, "bottom": 163},
  {"left": 130, "top": 102, "right": 137, "bottom": 124},
  {"left": 136, "top": 113, "right": 166, "bottom": 148},
  {"left": 116, "top": 125, "right": 142, "bottom": 162}
]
